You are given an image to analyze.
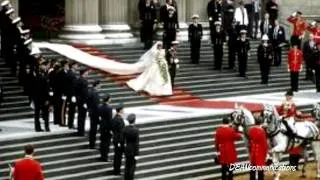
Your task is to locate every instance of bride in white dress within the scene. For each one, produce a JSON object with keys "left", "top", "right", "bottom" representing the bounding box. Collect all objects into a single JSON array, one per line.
[{"left": 126, "top": 41, "right": 173, "bottom": 96}]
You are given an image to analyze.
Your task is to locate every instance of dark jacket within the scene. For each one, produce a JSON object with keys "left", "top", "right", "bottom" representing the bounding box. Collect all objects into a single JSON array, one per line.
[
  {"left": 303, "top": 41, "right": 318, "bottom": 67},
  {"left": 87, "top": 87, "right": 100, "bottom": 114},
  {"left": 121, "top": 125, "right": 140, "bottom": 156},
  {"left": 112, "top": 114, "right": 125, "bottom": 144},
  {"left": 99, "top": 103, "right": 113, "bottom": 131},
  {"left": 257, "top": 43, "right": 274, "bottom": 65},
  {"left": 207, "top": 0, "right": 222, "bottom": 22},
  {"left": 65, "top": 70, "right": 78, "bottom": 98},
  {"left": 75, "top": 76, "right": 89, "bottom": 105},
  {"left": 271, "top": 25, "right": 286, "bottom": 45},
  {"left": 32, "top": 71, "right": 49, "bottom": 104},
  {"left": 236, "top": 38, "right": 251, "bottom": 55},
  {"left": 188, "top": 24, "right": 203, "bottom": 42}
]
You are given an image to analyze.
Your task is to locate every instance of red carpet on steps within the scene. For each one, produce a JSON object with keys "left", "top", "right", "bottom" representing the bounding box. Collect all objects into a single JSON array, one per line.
[{"left": 72, "top": 43, "right": 265, "bottom": 112}]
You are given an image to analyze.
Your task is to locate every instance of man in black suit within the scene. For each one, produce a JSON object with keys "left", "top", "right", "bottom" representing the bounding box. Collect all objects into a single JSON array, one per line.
[
  {"left": 65, "top": 62, "right": 78, "bottom": 129},
  {"left": 222, "top": 0, "right": 235, "bottom": 32},
  {"left": 139, "top": 0, "right": 157, "bottom": 49},
  {"left": 207, "top": 0, "right": 223, "bottom": 40},
  {"left": 121, "top": 114, "right": 140, "bottom": 180},
  {"left": 266, "top": 0, "right": 278, "bottom": 24},
  {"left": 98, "top": 95, "right": 112, "bottom": 162},
  {"left": 32, "top": 63, "right": 50, "bottom": 132},
  {"left": 162, "top": 6, "right": 178, "bottom": 50},
  {"left": 271, "top": 20, "right": 286, "bottom": 66},
  {"left": 166, "top": 41, "right": 179, "bottom": 88},
  {"left": 236, "top": 29, "right": 251, "bottom": 78},
  {"left": 225, "top": 20, "right": 238, "bottom": 70},
  {"left": 260, "top": 13, "right": 273, "bottom": 39},
  {"left": 303, "top": 33, "right": 317, "bottom": 81},
  {"left": 87, "top": 80, "right": 101, "bottom": 149},
  {"left": 188, "top": 14, "right": 203, "bottom": 64},
  {"left": 212, "top": 21, "right": 226, "bottom": 70},
  {"left": 59, "top": 60, "right": 70, "bottom": 126},
  {"left": 112, "top": 103, "right": 125, "bottom": 175},
  {"left": 75, "top": 68, "right": 89, "bottom": 136},
  {"left": 258, "top": 35, "right": 273, "bottom": 84}
]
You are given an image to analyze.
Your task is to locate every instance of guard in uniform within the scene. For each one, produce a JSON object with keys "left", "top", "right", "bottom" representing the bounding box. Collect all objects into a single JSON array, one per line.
[
  {"left": 139, "top": 0, "right": 156, "bottom": 49},
  {"left": 308, "top": 20, "right": 320, "bottom": 44},
  {"left": 215, "top": 117, "right": 242, "bottom": 180},
  {"left": 87, "top": 80, "right": 101, "bottom": 149},
  {"left": 65, "top": 62, "right": 78, "bottom": 129},
  {"left": 32, "top": 63, "right": 50, "bottom": 132},
  {"left": 188, "top": 14, "right": 203, "bottom": 64},
  {"left": 166, "top": 41, "right": 179, "bottom": 88},
  {"left": 212, "top": 21, "right": 226, "bottom": 70},
  {"left": 271, "top": 20, "right": 286, "bottom": 66},
  {"left": 208, "top": 0, "right": 223, "bottom": 41},
  {"left": 162, "top": 6, "right": 178, "bottom": 50},
  {"left": 112, "top": 104, "right": 125, "bottom": 175},
  {"left": 222, "top": 0, "right": 235, "bottom": 32},
  {"left": 99, "top": 95, "right": 112, "bottom": 162},
  {"left": 302, "top": 33, "right": 317, "bottom": 81},
  {"left": 257, "top": 34, "right": 273, "bottom": 84},
  {"left": 287, "top": 11, "right": 308, "bottom": 49},
  {"left": 277, "top": 90, "right": 298, "bottom": 137},
  {"left": 58, "top": 60, "right": 69, "bottom": 126},
  {"left": 288, "top": 45, "right": 303, "bottom": 92},
  {"left": 121, "top": 114, "right": 140, "bottom": 180},
  {"left": 236, "top": 29, "right": 251, "bottom": 78},
  {"left": 75, "top": 69, "right": 89, "bottom": 136},
  {"left": 225, "top": 20, "right": 238, "bottom": 70},
  {"left": 248, "top": 117, "right": 268, "bottom": 180}
]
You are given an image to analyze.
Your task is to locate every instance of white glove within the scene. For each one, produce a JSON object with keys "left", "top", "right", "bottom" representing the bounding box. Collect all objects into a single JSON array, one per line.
[
  {"left": 312, "top": 21, "right": 317, "bottom": 26},
  {"left": 49, "top": 91, "right": 53, "bottom": 96},
  {"left": 292, "top": 12, "right": 297, "bottom": 17},
  {"left": 83, "top": 104, "right": 87, "bottom": 109},
  {"left": 176, "top": 64, "right": 180, "bottom": 69},
  {"left": 209, "top": 17, "right": 213, "bottom": 21},
  {"left": 247, "top": 52, "right": 251, "bottom": 57},
  {"left": 134, "top": 156, "right": 140, "bottom": 161},
  {"left": 174, "top": 58, "right": 179, "bottom": 64},
  {"left": 62, "top": 96, "right": 67, "bottom": 100},
  {"left": 71, "top": 96, "right": 76, "bottom": 103}
]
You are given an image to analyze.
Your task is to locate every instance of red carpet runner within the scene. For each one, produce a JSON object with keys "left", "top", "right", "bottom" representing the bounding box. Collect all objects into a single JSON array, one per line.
[{"left": 72, "top": 44, "right": 264, "bottom": 112}]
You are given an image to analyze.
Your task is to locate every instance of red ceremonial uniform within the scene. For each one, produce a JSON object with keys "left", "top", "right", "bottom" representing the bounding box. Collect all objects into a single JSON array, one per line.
[
  {"left": 215, "top": 125, "right": 242, "bottom": 165},
  {"left": 308, "top": 26, "right": 320, "bottom": 44},
  {"left": 277, "top": 100, "right": 297, "bottom": 118},
  {"left": 13, "top": 158, "right": 44, "bottom": 180},
  {"left": 288, "top": 48, "right": 303, "bottom": 72},
  {"left": 248, "top": 126, "right": 268, "bottom": 166},
  {"left": 287, "top": 16, "right": 308, "bottom": 37},
  {"left": 288, "top": 146, "right": 302, "bottom": 155}
]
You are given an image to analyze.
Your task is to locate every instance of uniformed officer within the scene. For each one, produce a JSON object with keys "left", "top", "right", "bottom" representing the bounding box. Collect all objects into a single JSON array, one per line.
[
  {"left": 87, "top": 80, "right": 101, "bottom": 149},
  {"left": 236, "top": 29, "right": 251, "bottom": 78},
  {"left": 257, "top": 34, "right": 273, "bottom": 85},
  {"left": 99, "top": 95, "right": 112, "bottom": 162},
  {"left": 32, "top": 62, "right": 50, "bottom": 132},
  {"left": 139, "top": 0, "right": 157, "bottom": 49},
  {"left": 112, "top": 103, "right": 125, "bottom": 175},
  {"left": 65, "top": 62, "right": 78, "bottom": 129},
  {"left": 188, "top": 14, "right": 203, "bottom": 64},
  {"left": 57, "top": 60, "right": 69, "bottom": 126},
  {"left": 75, "top": 68, "right": 89, "bottom": 136},
  {"left": 271, "top": 20, "right": 286, "bottom": 66},
  {"left": 207, "top": 0, "right": 223, "bottom": 41},
  {"left": 287, "top": 11, "right": 308, "bottom": 49},
  {"left": 121, "top": 114, "right": 140, "bottom": 180},
  {"left": 288, "top": 44, "right": 303, "bottom": 92},
  {"left": 225, "top": 19, "right": 238, "bottom": 70},
  {"left": 248, "top": 117, "right": 268, "bottom": 180},
  {"left": 212, "top": 21, "right": 226, "bottom": 70},
  {"left": 215, "top": 117, "right": 242, "bottom": 180},
  {"left": 162, "top": 6, "right": 178, "bottom": 50},
  {"left": 222, "top": 0, "right": 235, "bottom": 32}
]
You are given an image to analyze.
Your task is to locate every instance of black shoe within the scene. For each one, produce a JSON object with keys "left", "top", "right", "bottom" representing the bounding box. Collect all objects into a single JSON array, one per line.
[
  {"left": 99, "top": 157, "right": 108, "bottom": 162},
  {"left": 113, "top": 171, "right": 121, "bottom": 176},
  {"left": 36, "top": 129, "right": 44, "bottom": 132},
  {"left": 45, "top": 129, "right": 51, "bottom": 132},
  {"left": 223, "top": 67, "right": 233, "bottom": 70}
]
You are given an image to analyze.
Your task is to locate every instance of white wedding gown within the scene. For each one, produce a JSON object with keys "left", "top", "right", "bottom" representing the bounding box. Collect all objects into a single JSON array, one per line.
[{"left": 126, "top": 45, "right": 173, "bottom": 96}]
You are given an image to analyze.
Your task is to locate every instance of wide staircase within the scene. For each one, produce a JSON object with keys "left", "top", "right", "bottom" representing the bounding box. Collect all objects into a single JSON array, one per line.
[
  {"left": 0, "top": 40, "right": 317, "bottom": 179},
  {"left": 0, "top": 106, "right": 315, "bottom": 180}
]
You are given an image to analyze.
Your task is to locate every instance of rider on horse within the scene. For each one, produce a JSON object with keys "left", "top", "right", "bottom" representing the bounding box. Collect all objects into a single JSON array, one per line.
[{"left": 277, "top": 90, "right": 301, "bottom": 137}]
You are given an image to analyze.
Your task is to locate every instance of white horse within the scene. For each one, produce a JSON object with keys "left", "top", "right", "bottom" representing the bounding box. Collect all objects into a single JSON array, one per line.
[{"left": 262, "top": 104, "right": 320, "bottom": 179}]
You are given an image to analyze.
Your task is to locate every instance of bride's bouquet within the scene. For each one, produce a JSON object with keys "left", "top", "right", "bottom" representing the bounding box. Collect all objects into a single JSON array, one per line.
[{"left": 157, "top": 52, "right": 169, "bottom": 84}]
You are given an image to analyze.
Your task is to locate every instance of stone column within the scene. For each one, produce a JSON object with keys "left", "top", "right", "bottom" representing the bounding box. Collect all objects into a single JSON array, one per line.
[
  {"left": 186, "top": 0, "right": 208, "bottom": 23},
  {"left": 99, "top": 0, "right": 133, "bottom": 39},
  {"left": 61, "top": 0, "right": 103, "bottom": 39},
  {"left": 176, "top": 0, "right": 187, "bottom": 29}
]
